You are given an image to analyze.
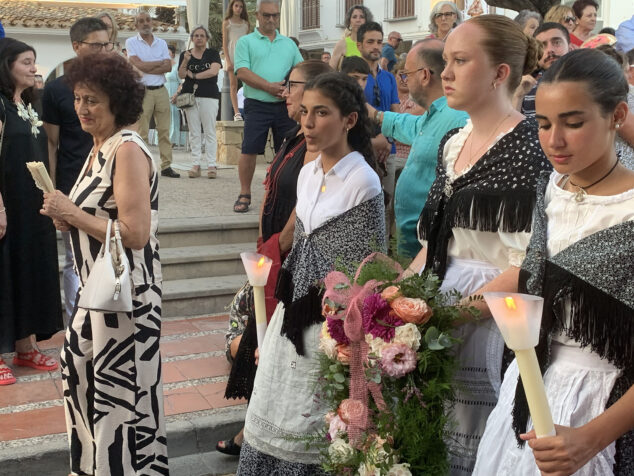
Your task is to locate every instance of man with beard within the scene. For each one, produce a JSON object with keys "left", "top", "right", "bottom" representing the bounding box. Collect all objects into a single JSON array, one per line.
[
  {"left": 368, "top": 39, "right": 468, "bottom": 257},
  {"left": 514, "top": 22, "right": 571, "bottom": 117}
]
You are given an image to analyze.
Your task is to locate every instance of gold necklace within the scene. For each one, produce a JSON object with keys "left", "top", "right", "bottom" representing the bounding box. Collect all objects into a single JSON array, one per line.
[{"left": 466, "top": 111, "right": 512, "bottom": 169}]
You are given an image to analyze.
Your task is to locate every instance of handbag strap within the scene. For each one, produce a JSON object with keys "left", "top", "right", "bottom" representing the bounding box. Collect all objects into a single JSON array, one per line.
[{"left": 101, "top": 219, "right": 113, "bottom": 258}]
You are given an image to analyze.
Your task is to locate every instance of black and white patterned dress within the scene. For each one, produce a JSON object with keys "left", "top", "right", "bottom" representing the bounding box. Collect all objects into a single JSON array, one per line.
[{"left": 62, "top": 130, "right": 168, "bottom": 475}]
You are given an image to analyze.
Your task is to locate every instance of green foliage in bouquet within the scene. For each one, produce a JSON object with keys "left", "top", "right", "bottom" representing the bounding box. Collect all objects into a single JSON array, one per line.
[{"left": 316, "top": 256, "right": 480, "bottom": 475}]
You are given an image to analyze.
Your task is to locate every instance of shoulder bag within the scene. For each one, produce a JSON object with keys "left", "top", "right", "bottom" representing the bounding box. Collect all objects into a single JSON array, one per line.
[
  {"left": 176, "top": 83, "right": 198, "bottom": 109},
  {"left": 78, "top": 219, "right": 133, "bottom": 313}
]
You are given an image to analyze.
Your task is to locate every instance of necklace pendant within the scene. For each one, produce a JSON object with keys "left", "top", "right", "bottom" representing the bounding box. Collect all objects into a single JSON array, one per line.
[
  {"left": 574, "top": 188, "right": 586, "bottom": 202},
  {"left": 443, "top": 181, "right": 453, "bottom": 198},
  {"left": 320, "top": 184, "right": 326, "bottom": 193}
]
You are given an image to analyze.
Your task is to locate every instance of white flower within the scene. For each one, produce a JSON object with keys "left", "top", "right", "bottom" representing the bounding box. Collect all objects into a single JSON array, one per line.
[
  {"left": 16, "top": 102, "right": 42, "bottom": 138},
  {"left": 358, "top": 463, "right": 381, "bottom": 476},
  {"left": 365, "top": 334, "right": 387, "bottom": 357},
  {"left": 393, "top": 323, "right": 421, "bottom": 351},
  {"left": 387, "top": 463, "right": 412, "bottom": 476},
  {"left": 319, "top": 322, "right": 339, "bottom": 359},
  {"left": 328, "top": 437, "right": 355, "bottom": 464}
]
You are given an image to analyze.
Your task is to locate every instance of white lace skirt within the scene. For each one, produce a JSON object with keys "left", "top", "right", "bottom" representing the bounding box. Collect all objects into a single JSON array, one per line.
[
  {"left": 473, "top": 343, "right": 621, "bottom": 476},
  {"left": 439, "top": 258, "right": 505, "bottom": 476}
]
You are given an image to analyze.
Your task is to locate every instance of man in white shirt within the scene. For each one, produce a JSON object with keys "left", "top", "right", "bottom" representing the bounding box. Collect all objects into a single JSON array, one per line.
[{"left": 126, "top": 12, "right": 179, "bottom": 177}]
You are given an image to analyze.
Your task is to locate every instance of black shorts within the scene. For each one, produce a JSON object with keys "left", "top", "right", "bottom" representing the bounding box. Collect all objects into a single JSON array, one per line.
[{"left": 241, "top": 98, "right": 297, "bottom": 155}]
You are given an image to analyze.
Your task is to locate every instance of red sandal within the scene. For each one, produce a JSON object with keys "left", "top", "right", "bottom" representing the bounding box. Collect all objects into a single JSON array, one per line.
[
  {"left": 13, "top": 349, "right": 59, "bottom": 371},
  {"left": 0, "top": 358, "right": 16, "bottom": 385}
]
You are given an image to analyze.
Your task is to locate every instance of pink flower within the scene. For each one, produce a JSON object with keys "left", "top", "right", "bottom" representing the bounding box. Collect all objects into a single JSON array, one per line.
[
  {"left": 381, "top": 286, "right": 401, "bottom": 302},
  {"left": 381, "top": 343, "right": 417, "bottom": 378},
  {"left": 363, "top": 294, "right": 404, "bottom": 341},
  {"left": 390, "top": 297, "right": 433, "bottom": 325},
  {"left": 327, "top": 316, "right": 350, "bottom": 345},
  {"left": 338, "top": 398, "right": 367, "bottom": 424},
  {"left": 328, "top": 414, "right": 348, "bottom": 440}
]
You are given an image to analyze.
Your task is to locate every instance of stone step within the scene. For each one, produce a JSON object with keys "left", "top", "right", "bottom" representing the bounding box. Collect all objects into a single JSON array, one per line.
[
  {"left": 59, "top": 242, "right": 255, "bottom": 282},
  {"left": 0, "top": 408, "right": 245, "bottom": 476},
  {"left": 162, "top": 275, "right": 246, "bottom": 318},
  {"left": 56, "top": 215, "right": 259, "bottom": 251}
]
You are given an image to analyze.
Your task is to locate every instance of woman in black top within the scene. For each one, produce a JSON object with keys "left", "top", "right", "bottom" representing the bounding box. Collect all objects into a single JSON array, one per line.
[
  {"left": 178, "top": 25, "right": 222, "bottom": 178},
  {"left": 218, "top": 60, "right": 332, "bottom": 455}
]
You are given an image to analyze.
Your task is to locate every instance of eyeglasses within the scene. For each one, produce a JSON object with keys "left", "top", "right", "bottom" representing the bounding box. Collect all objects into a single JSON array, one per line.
[
  {"left": 564, "top": 16, "right": 576, "bottom": 23},
  {"left": 261, "top": 13, "right": 280, "bottom": 20},
  {"left": 399, "top": 67, "right": 433, "bottom": 82},
  {"left": 373, "top": 81, "right": 381, "bottom": 107},
  {"left": 284, "top": 80, "right": 306, "bottom": 91},
  {"left": 434, "top": 12, "right": 456, "bottom": 19},
  {"left": 80, "top": 41, "right": 116, "bottom": 52}
]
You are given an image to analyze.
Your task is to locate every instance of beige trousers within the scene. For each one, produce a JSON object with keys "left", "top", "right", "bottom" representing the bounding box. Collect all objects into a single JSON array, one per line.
[{"left": 138, "top": 86, "right": 172, "bottom": 170}]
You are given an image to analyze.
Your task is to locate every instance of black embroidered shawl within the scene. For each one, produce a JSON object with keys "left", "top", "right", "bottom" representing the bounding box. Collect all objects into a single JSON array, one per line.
[
  {"left": 276, "top": 193, "right": 386, "bottom": 355},
  {"left": 517, "top": 173, "right": 634, "bottom": 474},
  {"left": 418, "top": 119, "right": 551, "bottom": 279}
]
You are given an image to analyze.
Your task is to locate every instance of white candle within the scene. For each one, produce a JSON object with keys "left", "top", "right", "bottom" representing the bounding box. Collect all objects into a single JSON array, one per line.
[
  {"left": 484, "top": 292, "right": 555, "bottom": 438},
  {"left": 240, "top": 252, "right": 273, "bottom": 349}
]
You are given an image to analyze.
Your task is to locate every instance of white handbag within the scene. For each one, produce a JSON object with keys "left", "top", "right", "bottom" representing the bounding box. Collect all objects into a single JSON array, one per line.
[{"left": 78, "top": 219, "right": 133, "bottom": 313}]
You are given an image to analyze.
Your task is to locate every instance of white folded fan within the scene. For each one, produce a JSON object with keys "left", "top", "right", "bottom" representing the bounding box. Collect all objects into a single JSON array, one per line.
[{"left": 26, "top": 161, "right": 55, "bottom": 193}]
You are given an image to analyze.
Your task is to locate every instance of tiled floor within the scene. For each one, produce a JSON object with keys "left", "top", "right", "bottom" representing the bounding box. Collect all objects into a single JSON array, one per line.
[{"left": 0, "top": 314, "right": 246, "bottom": 443}]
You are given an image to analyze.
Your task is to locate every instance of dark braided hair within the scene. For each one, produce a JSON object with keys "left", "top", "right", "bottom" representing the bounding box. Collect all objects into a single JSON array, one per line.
[{"left": 303, "top": 72, "right": 377, "bottom": 172}]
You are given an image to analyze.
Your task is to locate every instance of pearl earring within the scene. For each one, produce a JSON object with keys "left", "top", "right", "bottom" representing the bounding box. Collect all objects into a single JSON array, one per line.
[{"left": 615, "top": 123, "right": 621, "bottom": 130}]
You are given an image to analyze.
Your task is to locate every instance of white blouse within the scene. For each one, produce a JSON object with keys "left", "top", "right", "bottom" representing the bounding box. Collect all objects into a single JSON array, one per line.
[
  {"left": 296, "top": 151, "right": 381, "bottom": 234},
  {"left": 545, "top": 171, "right": 634, "bottom": 347},
  {"left": 421, "top": 120, "right": 532, "bottom": 271}
]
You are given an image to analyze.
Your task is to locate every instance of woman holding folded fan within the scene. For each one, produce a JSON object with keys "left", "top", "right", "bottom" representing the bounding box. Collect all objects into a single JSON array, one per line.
[
  {"left": 0, "top": 38, "right": 62, "bottom": 386},
  {"left": 39, "top": 52, "right": 167, "bottom": 475}
]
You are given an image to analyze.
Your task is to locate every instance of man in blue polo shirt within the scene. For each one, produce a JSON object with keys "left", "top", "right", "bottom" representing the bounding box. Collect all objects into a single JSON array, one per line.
[
  {"left": 232, "top": 0, "right": 303, "bottom": 213},
  {"left": 358, "top": 22, "right": 400, "bottom": 237},
  {"left": 373, "top": 39, "right": 468, "bottom": 258}
]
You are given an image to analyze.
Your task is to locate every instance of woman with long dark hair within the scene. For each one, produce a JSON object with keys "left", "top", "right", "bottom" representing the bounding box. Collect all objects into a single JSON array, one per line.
[
  {"left": 237, "top": 73, "right": 383, "bottom": 475},
  {"left": 0, "top": 38, "right": 62, "bottom": 386},
  {"left": 474, "top": 48, "right": 634, "bottom": 476}
]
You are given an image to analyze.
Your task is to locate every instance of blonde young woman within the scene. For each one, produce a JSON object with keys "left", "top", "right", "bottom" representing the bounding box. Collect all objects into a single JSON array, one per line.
[
  {"left": 406, "top": 15, "right": 550, "bottom": 475},
  {"left": 222, "top": 0, "right": 250, "bottom": 120},
  {"left": 96, "top": 11, "right": 119, "bottom": 49},
  {"left": 329, "top": 4, "right": 373, "bottom": 69}
]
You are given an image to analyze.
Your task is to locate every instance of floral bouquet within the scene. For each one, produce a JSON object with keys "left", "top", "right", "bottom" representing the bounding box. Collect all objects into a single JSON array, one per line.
[{"left": 317, "top": 253, "right": 476, "bottom": 475}]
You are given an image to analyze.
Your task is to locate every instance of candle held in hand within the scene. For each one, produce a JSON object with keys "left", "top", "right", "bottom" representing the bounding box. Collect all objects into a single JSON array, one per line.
[
  {"left": 484, "top": 292, "right": 555, "bottom": 438},
  {"left": 241, "top": 252, "right": 273, "bottom": 349}
]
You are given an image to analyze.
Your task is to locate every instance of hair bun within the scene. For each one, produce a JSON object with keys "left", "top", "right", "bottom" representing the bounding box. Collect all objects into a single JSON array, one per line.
[{"left": 523, "top": 34, "right": 540, "bottom": 75}]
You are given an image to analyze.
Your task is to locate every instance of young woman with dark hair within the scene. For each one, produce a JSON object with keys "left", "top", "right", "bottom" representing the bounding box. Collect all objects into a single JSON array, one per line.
[
  {"left": 237, "top": 73, "right": 384, "bottom": 475},
  {"left": 329, "top": 4, "right": 374, "bottom": 69},
  {"left": 0, "top": 38, "right": 62, "bottom": 385},
  {"left": 405, "top": 15, "right": 551, "bottom": 475},
  {"left": 218, "top": 59, "right": 332, "bottom": 456},
  {"left": 474, "top": 48, "right": 633, "bottom": 476}
]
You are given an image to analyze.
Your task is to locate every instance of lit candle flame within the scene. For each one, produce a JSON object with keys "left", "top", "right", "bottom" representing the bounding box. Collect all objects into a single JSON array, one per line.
[
  {"left": 257, "top": 256, "right": 265, "bottom": 268},
  {"left": 505, "top": 296, "right": 517, "bottom": 311}
]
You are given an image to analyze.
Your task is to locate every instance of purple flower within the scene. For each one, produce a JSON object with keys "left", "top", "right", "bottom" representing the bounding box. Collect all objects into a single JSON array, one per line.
[
  {"left": 362, "top": 294, "right": 404, "bottom": 341},
  {"left": 327, "top": 317, "right": 350, "bottom": 345}
]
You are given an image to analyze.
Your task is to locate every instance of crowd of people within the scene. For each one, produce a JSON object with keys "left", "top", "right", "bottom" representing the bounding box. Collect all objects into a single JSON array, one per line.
[{"left": 0, "top": 0, "right": 633, "bottom": 475}]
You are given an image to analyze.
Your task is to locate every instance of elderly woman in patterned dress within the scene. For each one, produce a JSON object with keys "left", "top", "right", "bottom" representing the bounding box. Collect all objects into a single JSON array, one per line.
[{"left": 40, "top": 52, "right": 168, "bottom": 476}]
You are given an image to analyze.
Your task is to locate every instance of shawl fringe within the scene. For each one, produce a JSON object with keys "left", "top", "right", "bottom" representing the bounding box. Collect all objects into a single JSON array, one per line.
[
  {"left": 276, "top": 268, "right": 325, "bottom": 355},
  {"left": 224, "top": 315, "right": 258, "bottom": 400}
]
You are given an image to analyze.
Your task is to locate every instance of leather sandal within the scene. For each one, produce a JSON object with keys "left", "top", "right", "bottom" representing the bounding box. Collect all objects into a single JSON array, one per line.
[
  {"left": 216, "top": 437, "right": 242, "bottom": 456},
  {"left": 13, "top": 349, "right": 59, "bottom": 371},
  {"left": 208, "top": 167, "right": 217, "bottom": 179},
  {"left": 233, "top": 194, "right": 251, "bottom": 213},
  {"left": 188, "top": 166, "right": 201, "bottom": 178},
  {"left": 0, "top": 359, "right": 16, "bottom": 385}
]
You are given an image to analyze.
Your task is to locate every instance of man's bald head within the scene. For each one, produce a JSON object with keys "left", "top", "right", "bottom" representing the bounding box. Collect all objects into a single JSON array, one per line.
[{"left": 409, "top": 38, "right": 445, "bottom": 76}]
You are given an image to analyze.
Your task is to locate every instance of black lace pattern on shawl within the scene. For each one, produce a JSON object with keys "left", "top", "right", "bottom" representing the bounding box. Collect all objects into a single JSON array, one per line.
[
  {"left": 275, "top": 193, "right": 386, "bottom": 355},
  {"left": 418, "top": 119, "right": 550, "bottom": 279},
  {"left": 517, "top": 173, "right": 634, "bottom": 474}
]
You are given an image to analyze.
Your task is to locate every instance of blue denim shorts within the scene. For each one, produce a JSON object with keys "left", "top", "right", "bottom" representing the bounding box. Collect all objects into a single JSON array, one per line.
[{"left": 242, "top": 98, "right": 297, "bottom": 155}]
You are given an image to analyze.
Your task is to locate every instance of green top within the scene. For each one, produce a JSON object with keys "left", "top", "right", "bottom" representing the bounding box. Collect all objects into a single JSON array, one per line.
[
  {"left": 345, "top": 36, "right": 361, "bottom": 57},
  {"left": 234, "top": 29, "right": 304, "bottom": 103}
]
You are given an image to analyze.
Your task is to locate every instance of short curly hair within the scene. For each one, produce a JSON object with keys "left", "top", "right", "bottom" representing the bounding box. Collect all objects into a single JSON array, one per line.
[{"left": 66, "top": 52, "right": 145, "bottom": 128}]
